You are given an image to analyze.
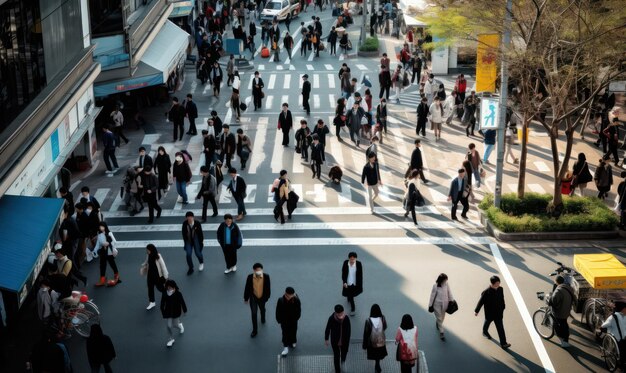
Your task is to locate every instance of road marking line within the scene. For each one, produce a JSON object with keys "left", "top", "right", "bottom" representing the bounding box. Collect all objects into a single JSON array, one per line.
[
  {"left": 244, "top": 184, "right": 256, "bottom": 203},
  {"left": 338, "top": 54, "right": 344, "bottom": 61},
  {"left": 265, "top": 95, "right": 274, "bottom": 109},
  {"left": 248, "top": 74, "right": 254, "bottom": 90},
  {"left": 528, "top": 183, "right": 546, "bottom": 194},
  {"left": 356, "top": 64, "right": 368, "bottom": 71},
  {"left": 94, "top": 189, "right": 110, "bottom": 206},
  {"left": 534, "top": 161, "right": 550, "bottom": 172},
  {"left": 276, "top": 65, "right": 284, "bottom": 70},
  {"left": 308, "top": 53, "right": 315, "bottom": 62},
  {"left": 292, "top": 151, "right": 305, "bottom": 173},
  {"left": 327, "top": 74, "right": 336, "bottom": 89},
  {"left": 313, "top": 94, "right": 320, "bottom": 109},
  {"left": 313, "top": 74, "right": 320, "bottom": 89},
  {"left": 283, "top": 74, "right": 291, "bottom": 89},
  {"left": 324, "top": 64, "right": 334, "bottom": 70},
  {"left": 489, "top": 243, "right": 555, "bottom": 373},
  {"left": 247, "top": 124, "right": 267, "bottom": 174},
  {"left": 257, "top": 64, "right": 265, "bottom": 70},
  {"left": 270, "top": 127, "right": 284, "bottom": 172},
  {"left": 305, "top": 184, "right": 327, "bottom": 202},
  {"left": 306, "top": 64, "right": 314, "bottom": 70},
  {"left": 268, "top": 74, "right": 276, "bottom": 89},
  {"left": 281, "top": 95, "right": 289, "bottom": 106}
]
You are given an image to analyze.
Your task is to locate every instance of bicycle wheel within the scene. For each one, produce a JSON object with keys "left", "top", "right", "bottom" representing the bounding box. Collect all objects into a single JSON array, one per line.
[
  {"left": 72, "top": 311, "right": 99, "bottom": 338},
  {"left": 533, "top": 309, "right": 555, "bottom": 339},
  {"left": 602, "top": 334, "right": 620, "bottom": 372},
  {"left": 585, "top": 299, "right": 606, "bottom": 332},
  {"left": 81, "top": 300, "right": 100, "bottom": 316}
]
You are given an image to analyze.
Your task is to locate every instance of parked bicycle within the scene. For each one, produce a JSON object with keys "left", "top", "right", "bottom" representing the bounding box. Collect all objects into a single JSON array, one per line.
[{"left": 52, "top": 291, "right": 100, "bottom": 338}]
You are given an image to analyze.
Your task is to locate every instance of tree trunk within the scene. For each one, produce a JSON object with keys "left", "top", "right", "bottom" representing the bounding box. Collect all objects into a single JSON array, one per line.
[{"left": 517, "top": 116, "right": 531, "bottom": 198}]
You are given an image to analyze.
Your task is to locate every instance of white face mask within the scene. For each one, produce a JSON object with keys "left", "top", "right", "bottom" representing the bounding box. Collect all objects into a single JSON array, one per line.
[
  {"left": 175, "top": 156, "right": 183, "bottom": 162},
  {"left": 167, "top": 289, "right": 174, "bottom": 296},
  {"left": 86, "top": 208, "right": 92, "bottom": 214},
  {"left": 255, "top": 271, "right": 263, "bottom": 276}
]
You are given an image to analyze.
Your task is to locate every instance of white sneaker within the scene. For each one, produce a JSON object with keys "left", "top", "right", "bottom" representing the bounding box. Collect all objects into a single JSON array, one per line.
[
  {"left": 146, "top": 302, "right": 156, "bottom": 310},
  {"left": 179, "top": 323, "right": 184, "bottom": 334},
  {"left": 166, "top": 338, "right": 175, "bottom": 347},
  {"left": 291, "top": 343, "right": 296, "bottom": 348},
  {"left": 232, "top": 265, "right": 237, "bottom": 272},
  {"left": 224, "top": 268, "right": 232, "bottom": 274},
  {"left": 281, "top": 347, "right": 289, "bottom": 356},
  {"left": 199, "top": 263, "right": 204, "bottom": 271}
]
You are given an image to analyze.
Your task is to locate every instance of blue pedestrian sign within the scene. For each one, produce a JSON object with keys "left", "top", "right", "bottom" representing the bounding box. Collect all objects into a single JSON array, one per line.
[{"left": 480, "top": 98, "right": 499, "bottom": 129}]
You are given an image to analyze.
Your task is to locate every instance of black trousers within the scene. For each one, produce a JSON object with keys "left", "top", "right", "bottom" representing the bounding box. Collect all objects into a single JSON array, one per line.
[
  {"left": 249, "top": 297, "right": 267, "bottom": 333},
  {"left": 220, "top": 152, "right": 233, "bottom": 169},
  {"left": 554, "top": 317, "right": 569, "bottom": 342},
  {"left": 188, "top": 117, "right": 197, "bottom": 135},
  {"left": 221, "top": 244, "right": 237, "bottom": 268},
  {"left": 379, "top": 86, "right": 390, "bottom": 99},
  {"left": 344, "top": 285, "right": 357, "bottom": 311},
  {"left": 201, "top": 194, "right": 218, "bottom": 220},
  {"left": 253, "top": 93, "right": 262, "bottom": 109},
  {"left": 282, "top": 129, "right": 290, "bottom": 146},
  {"left": 90, "top": 363, "right": 113, "bottom": 373},
  {"left": 145, "top": 193, "right": 161, "bottom": 220},
  {"left": 483, "top": 317, "right": 508, "bottom": 345},
  {"left": 173, "top": 121, "right": 185, "bottom": 141},
  {"left": 113, "top": 126, "right": 128, "bottom": 145},
  {"left": 99, "top": 254, "right": 118, "bottom": 277},
  {"left": 147, "top": 276, "right": 164, "bottom": 302},
  {"left": 416, "top": 121, "right": 426, "bottom": 136},
  {"left": 300, "top": 144, "right": 309, "bottom": 160},
  {"left": 451, "top": 193, "right": 469, "bottom": 219},
  {"left": 311, "top": 162, "right": 321, "bottom": 178},
  {"left": 281, "top": 321, "right": 298, "bottom": 346},
  {"left": 411, "top": 69, "right": 421, "bottom": 83},
  {"left": 331, "top": 344, "right": 349, "bottom": 373},
  {"left": 605, "top": 144, "right": 620, "bottom": 163},
  {"left": 303, "top": 95, "right": 310, "bottom": 114},
  {"left": 330, "top": 42, "right": 336, "bottom": 55}
]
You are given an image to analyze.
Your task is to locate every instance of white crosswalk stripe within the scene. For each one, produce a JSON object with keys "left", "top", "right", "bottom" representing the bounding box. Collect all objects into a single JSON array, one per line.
[
  {"left": 313, "top": 74, "right": 320, "bottom": 89},
  {"left": 268, "top": 74, "right": 276, "bottom": 89},
  {"left": 306, "top": 64, "right": 314, "bottom": 70},
  {"left": 283, "top": 74, "right": 291, "bottom": 89},
  {"left": 324, "top": 64, "right": 334, "bottom": 70},
  {"left": 327, "top": 74, "right": 336, "bottom": 89}
]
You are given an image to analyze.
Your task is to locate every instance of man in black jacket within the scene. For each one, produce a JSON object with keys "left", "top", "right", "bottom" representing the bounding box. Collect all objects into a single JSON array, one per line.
[
  {"left": 227, "top": 168, "right": 247, "bottom": 220},
  {"left": 244, "top": 263, "right": 271, "bottom": 338},
  {"left": 276, "top": 286, "right": 301, "bottom": 356},
  {"left": 302, "top": 75, "right": 311, "bottom": 115},
  {"left": 142, "top": 166, "right": 162, "bottom": 224},
  {"left": 474, "top": 275, "right": 511, "bottom": 349},
  {"left": 310, "top": 134, "right": 325, "bottom": 179},
  {"left": 196, "top": 166, "right": 218, "bottom": 222},
  {"left": 341, "top": 252, "right": 363, "bottom": 315},
  {"left": 409, "top": 139, "right": 429, "bottom": 183},
  {"left": 447, "top": 168, "right": 469, "bottom": 220},
  {"left": 182, "top": 211, "right": 204, "bottom": 275},
  {"left": 416, "top": 96, "right": 429, "bottom": 136},
  {"left": 252, "top": 71, "right": 265, "bottom": 110},
  {"left": 278, "top": 103, "right": 293, "bottom": 146},
  {"left": 220, "top": 124, "right": 237, "bottom": 169},
  {"left": 168, "top": 97, "right": 186, "bottom": 142},
  {"left": 184, "top": 93, "right": 199, "bottom": 135},
  {"left": 361, "top": 153, "right": 382, "bottom": 213},
  {"left": 137, "top": 146, "right": 153, "bottom": 173},
  {"left": 325, "top": 304, "right": 351, "bottom": 373}
]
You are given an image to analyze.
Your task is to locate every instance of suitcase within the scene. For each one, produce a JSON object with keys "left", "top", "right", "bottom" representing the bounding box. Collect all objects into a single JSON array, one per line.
[{"left": 261, "top": 47, "right": 270, "bottom": 58}]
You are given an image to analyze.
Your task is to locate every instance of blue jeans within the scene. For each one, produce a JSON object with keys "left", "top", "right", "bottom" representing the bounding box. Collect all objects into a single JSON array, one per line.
[
  {"left": 472, "top": 167, "right": 481, "bottom": 187},
  {"left": 483, "top": 144, "right": 495, "bottom": 163},
  {"left": 176, "top": 180, "right": 188, "bottom": 203},
  {"left": 184, "top": 236, "right": 203, "bottom": 270}
]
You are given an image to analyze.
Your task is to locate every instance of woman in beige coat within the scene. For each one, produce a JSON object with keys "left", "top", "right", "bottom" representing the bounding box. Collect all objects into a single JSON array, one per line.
[{"left": 428, "top": 273, "right": 454, "bottom": 341}]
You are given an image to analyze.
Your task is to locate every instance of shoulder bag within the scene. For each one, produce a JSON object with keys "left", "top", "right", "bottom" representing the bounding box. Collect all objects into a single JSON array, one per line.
[
  {"left": 428, "top": 290, "right": 437, "bottom": 313},
  {"left": 446, "top": 300, "right": 458, "bottom": 314}
]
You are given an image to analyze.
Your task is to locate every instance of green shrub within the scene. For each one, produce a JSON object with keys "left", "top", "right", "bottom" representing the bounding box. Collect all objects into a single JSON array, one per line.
[
  {"left": 480, "top": 193, "right": 619, "bottom": 233},
  {"left": 360, "top": 37, "right": 379, "bottom": 52}
]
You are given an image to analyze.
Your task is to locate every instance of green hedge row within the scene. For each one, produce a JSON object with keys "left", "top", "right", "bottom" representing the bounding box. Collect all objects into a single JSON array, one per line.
[
  {"left": 360, "top": 36, "right": 379, "bottom": 52},
  {"left": 479, "top": 193, "right": 619, "bottom": 233}
]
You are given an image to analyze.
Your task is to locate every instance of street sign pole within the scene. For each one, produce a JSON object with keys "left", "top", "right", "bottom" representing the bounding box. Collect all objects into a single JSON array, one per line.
[{"left": 494, "top": 0, "right": 512, "bottom": 208}]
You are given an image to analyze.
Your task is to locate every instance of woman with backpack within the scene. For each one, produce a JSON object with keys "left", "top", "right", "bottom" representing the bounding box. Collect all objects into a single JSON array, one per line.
[
  {"left": 93, "top": 222, "right": 120, "bottom": 287},
  {"left": 362, "top": 304, "right": 388, "bottom": 373},
  {"left": 395, "top": 314, "right": 419, "bottom": 373}
]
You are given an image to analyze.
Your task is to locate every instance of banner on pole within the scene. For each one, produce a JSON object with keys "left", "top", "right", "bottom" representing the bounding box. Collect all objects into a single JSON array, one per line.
[
  {"left": 475, "top": 34, "right": 499, "bottom": 93},
  {"left": 480, "top": 98, "right": 499, "bottom": 129}
]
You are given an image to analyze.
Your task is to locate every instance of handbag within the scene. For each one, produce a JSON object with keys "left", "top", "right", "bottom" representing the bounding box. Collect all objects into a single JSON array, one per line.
[
  {"left": 479, "top": 167, "right": 486, "bottom": 178},
  {"left": 277, "top": 120, "right": 282, "bottom": 130},
  {"left": 395, "top": 335, "right": 413, "bottom": 361},
  {"left": 428, "top": 291, "right": 437, "bottom": 313},
  {"left": 571, "top": 161, "right": 587, "bottom": 188},
  {"left": 140, "top": 263, "right": 148, "bottom": 276},
  {"left": 446, "top": 300, "right": 459, "bottom": 314},
  {"left": 112, "top": 247, "right": 119, "bottom": 257}
]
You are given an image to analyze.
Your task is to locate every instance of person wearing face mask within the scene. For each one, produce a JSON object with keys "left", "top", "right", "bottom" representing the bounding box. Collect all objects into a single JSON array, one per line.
[
  {"left": 424, "top": 73, "right": 437, "bottom": 106},
  {"left": 154, "top": 146, "right": 172, "bottom": 199},
  {"left": 93, "top": 222, "right": 121, "bottom": 287},
  {"left": 243, "top": 263, "right": 271, "bottom": 338},
  {"left": 217, "top": 213, "right": 242, "bottom": 273},
  {"left": 325, "top": 304, "right": 352, "bottom": 373},
  {"left": 141, "top": 165, "right": 162, "bottom": 224},
  {"left": 161, "top": 279, "right": 187, "bottom": 347},
  {"left": 276, "top": 286, "right": 301, "bottom": 356},
  {"left": 172, "top": 152, "right": 192, "bottom": 204}
]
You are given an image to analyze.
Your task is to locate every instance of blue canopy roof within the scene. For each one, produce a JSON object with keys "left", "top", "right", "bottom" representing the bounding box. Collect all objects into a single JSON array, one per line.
[{"left": 0, "top": 195, "right": 64, "bottom": 293}]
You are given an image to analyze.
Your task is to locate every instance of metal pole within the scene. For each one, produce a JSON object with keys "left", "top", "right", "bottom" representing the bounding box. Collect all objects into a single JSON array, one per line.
[{"left": 494, "top": 0, "right": 512, "bottom": 208}]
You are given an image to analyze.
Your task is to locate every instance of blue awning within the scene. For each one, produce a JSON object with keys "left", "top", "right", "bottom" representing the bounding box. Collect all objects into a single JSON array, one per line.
[
  {"left": 0, "top": 195, "right": 64, "bottom": 296},
  {"left": 94, "top": 61, "right": 163, "bottom": 97},
  {"left": 169, "top": 1, "right": 193, "bottom": 18}
]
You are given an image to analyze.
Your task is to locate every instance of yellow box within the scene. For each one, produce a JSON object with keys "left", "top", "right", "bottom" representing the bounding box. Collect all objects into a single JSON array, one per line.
[{"left": 574, "top": 254, "right": 626, "bottom": 289}]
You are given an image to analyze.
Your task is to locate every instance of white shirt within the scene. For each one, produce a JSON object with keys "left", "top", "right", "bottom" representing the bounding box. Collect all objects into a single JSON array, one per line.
[
  {"left": 424, "top": 80, "right": 436, "bottom": 96},
  {"left": 429, "top": 102, "right": 443, "bottom": 123},
  {"left": 93, "top": 231, "right": 117, "bottom": 256},
  {"left": 602, "top": 312, "right": 626, "bottom": 340},
  {"left": 232, "top": 76, "right": 240, "bottom": 90},
  {"left": 347, "top": 262, "right": 357, "bottom": 285},
  {"left": 444, "top": 95, "right": 456, "bottom": 117},
  {"left": 110, "top": 111, "right": 124, "bottom": 127}
]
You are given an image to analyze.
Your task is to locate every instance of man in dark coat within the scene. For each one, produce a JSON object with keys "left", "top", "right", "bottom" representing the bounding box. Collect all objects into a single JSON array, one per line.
[
  {"left": 168, "top": 97, "right": 187, "bottom": 142},
  {"left": 141, "top": 166, "right": 162, "bottom": 224},
  {"left": 416, "top": 96, "right": 429, "bottom": 136},
  {"left": 219, "top": 124, "right": 237, "bottom": 169},
  {"left": 252, "top": 71, "right": 265, "bottom": 110},
  {"left": 325, "top": 304, "right": 351, "bottom": 373},
  {"left": 302, "top": 74, "right": 311, "bottom": 115},
  {"left": 227, "top": 169, "right": 247, "bottom": 220},
  {"left": 409, "top": 139, "right": 429, "bottom": 183},
  {"left": 196, "top": 165, "right": 218, "bottom": 222},
  {"left": 136, "top": 146, "right": 153, "bottom": 173},
  {"left": 216, "top": 213, "right": 242, "bottom": 272},
  {"left": 211, "top": 110, "right": 223, "bottom": 137},
  {"left": 276, "top": 286, "right": 301, "bottom": 356},
  {"left": 474, "top": 275, "right": 511, "bottom": 349},
  {"left": 341, "top": 252, "right": 363, "bottom": 315},
  {"left": 447, "top": 168, "right": 469, "bottom": 221},
  {"left": 378, "top": 66, "right": 392, "bottom": 100},
  {"left": 550, "top": 275, "right": 576, "bottom": 348},
  {"left": 184, "top": 93, "right": 199, "bottom": 135},
  {"left": 278, "top": 103, "right": 293, "bottom": 146},
  {"left": 244, "top": 263, "right": 271, "bottom": 338},
  {"left": 181, "top": 211, "right": 204, "bottom": 275}
]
